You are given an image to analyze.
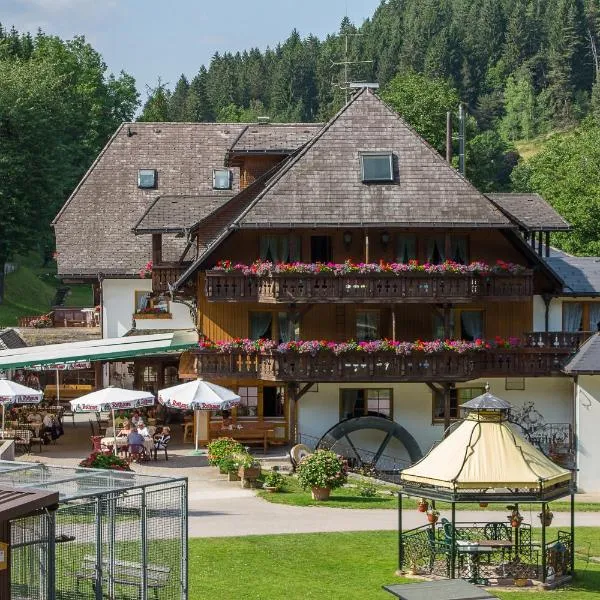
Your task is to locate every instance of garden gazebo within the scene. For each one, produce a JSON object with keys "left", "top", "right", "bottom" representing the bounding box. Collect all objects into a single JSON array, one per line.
[{"left": 398, "top": 388, "right": 574, "bottom": 585}]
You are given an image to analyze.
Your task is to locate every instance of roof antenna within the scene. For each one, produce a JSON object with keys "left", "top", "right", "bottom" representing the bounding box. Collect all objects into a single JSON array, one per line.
[{"left": 331, "top": 32, "right": 374, "bottom": 103}]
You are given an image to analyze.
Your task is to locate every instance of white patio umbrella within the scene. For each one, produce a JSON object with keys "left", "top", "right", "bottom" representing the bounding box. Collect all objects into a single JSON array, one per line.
[
  {"left": 70, "top": 387, "right": 155, "bottom": 455},
  {"left": 158, "top": 379, "right": 241, "bottom": 451},
  {"left": 0, "top": 378, "right": 43, "bottom": 438}
]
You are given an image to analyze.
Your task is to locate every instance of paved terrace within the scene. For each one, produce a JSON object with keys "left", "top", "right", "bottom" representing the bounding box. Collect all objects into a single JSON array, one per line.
[{"left": 15, "top": 415, "right": 600, "bottom": 537}]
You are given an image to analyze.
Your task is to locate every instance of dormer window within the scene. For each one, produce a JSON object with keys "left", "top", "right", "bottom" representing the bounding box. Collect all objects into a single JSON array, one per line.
[
  {"left": 213, "top": 168, "right": 232, "bottom": 190},
  {"left": 138, "top": 169, "right": 157, "bottom": 189},
  {"left": 360, "top": 152, "right": 394, "bottom": 182}
]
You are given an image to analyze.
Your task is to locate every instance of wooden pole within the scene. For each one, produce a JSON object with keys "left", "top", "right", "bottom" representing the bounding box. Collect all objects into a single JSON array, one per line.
[
  {"left": 443, "top": 383, "right": 451, "bottom": 437},
  {"left": 545, "top": 231, "right": 550, "bottom": 257},
  {"left": 364, "top": 230, "right": 369, "bottom": 263}
]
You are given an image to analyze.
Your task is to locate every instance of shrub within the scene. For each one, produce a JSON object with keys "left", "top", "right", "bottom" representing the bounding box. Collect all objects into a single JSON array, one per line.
[
  {"left": 356, "top": 480, "right": 378, "bottom": 498},
  {"left": 79, "top": 452, "right": 131, "bottom": 471},
  {"left": 207, "top": 437, "right": 244, "bottom": 466},
  {"left": 296, "top": 449, "right": 347, "bottom": 490},
  {"left": 232, "top": 451, "right": 258, "bottom": 469},
  {"left": 263, "top": 470, "right": 285, "bottom": 490}
]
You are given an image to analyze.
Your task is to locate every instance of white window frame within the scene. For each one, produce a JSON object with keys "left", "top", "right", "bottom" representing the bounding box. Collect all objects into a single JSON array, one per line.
[{"left": 213, "top": 168, "right": 232, "bottom": 190}]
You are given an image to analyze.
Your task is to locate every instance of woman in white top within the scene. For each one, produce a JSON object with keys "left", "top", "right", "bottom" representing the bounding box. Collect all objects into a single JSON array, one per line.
[{"left": 136, "top": 422, "right": 149, "bottom": 437}]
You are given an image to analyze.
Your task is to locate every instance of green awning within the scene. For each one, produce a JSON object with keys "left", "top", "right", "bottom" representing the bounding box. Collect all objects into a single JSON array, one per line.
[{"left": 0, "top": 330, "right": 198, "bottom": 369}]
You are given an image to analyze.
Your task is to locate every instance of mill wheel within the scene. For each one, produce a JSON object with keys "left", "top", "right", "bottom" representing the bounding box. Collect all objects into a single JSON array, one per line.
[{"left": 315, "top": 416, "right": 422, "bottom": 474}]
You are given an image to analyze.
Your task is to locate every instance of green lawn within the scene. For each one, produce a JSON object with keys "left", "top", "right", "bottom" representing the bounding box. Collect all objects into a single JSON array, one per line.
[
  {"left": 0, "top": 253, "right": 92, "bottom": 326},
  {"left": 257, "top": 475, "right": 600, "bottom": 512},
  {"left": 188, "top": 528, "right": 600, "bottom": 600}
]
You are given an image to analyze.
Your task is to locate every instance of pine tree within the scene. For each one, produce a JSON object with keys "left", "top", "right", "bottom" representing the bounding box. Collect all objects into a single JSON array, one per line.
[{"left": 169, "top": 75, "right": 190, "bottom": 121}]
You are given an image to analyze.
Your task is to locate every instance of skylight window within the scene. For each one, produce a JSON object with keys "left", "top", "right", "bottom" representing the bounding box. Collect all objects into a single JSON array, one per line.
[
  {"left": 360, "top": 152, "right": 394, "bottom": 182},
  {"left": 137, "top": 169, "right": 157, "bottom": 189},
  {"left": 213, "top": 168, "right": 232, "bottom": 190}
]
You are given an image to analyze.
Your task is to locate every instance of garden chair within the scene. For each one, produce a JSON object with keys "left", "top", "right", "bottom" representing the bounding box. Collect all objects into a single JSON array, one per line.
[
  {"left": 426, "top": 528, "right": 451, "bottom": 577},
  {"left": 90, "top": 436, "right": 103, "bottom": 452},
  {"left": 153, "top": 433, "right": 170, "bottom": 461},
  {"left": 128, "top": 444, "right": 146, "bottom": 463}
]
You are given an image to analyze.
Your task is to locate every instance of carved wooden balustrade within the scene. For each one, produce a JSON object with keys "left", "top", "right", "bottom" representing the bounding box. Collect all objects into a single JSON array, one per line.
[
  {"left": 195, "top": 347, "right": 572, "bottom": 382},
  {"left": 205, "top": 270, "right": 534, "bottom": 303},
  {"left": 524, "top": 330, "right": 593, "bottom": 351},
  {"left": 151, "top": 263, "right": 187, "bottom": 293}
]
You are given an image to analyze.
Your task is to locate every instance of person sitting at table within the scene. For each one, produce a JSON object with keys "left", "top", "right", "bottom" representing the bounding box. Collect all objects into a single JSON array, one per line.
[
  {"left": 118, "top": 420, "right": 131, "bottom": 437},
  {"left": 127, "top": 428, "right": 145, "bottom": 461},
  {"left": 153, "top": 426, "right": 170, "bottom": 458},
  {"left": 42, "top": 412, "right": 62, "bottom": 443},
  {"left": 136, "top": 421, "right": 149, "bottom": 437},
  {"left": 131, "top": 410, "right": 142, "bottom": 427}
]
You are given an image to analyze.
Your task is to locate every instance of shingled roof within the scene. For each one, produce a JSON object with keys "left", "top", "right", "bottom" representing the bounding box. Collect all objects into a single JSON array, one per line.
[
  {"left": 228, "top": 123, "right": 323, "bottom": 155},
  {"left": 133, "top": 193, "right": 234, "bottom": 234},
  {"left": 53, "top": 122, "right": 320, "bottom": 278},
  {"left": 564, "top": 333, "right": 600, "bottom": 374},
  {"left": 486, "top": 193, "right": 571, "bottom": 231},
  {"left": 236, "top": 88, "right": 512, "bottom": 228},
  {"left": 0, "top": 329, "right": 26, "bottom": 350},
  {"left": 544, "top": 255, "right": 600, "bottom": 295}
]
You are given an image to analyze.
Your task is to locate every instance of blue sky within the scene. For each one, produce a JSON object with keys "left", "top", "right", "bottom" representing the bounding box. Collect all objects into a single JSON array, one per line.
[{"left": 2, "top": 0, "right": 382, "bottom": 98}]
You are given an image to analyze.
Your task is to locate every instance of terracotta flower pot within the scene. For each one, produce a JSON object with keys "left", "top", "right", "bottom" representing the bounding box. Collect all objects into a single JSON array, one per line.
[
  {"left": 311, "top": 486, "right": 331, "bottom": 501},
  {"left": 511, "top": 519, "right": 522, "bottom": 528},
  {"left": 417, "top": 502, "right": 428, "bottom": 513},
  {"left": 427, "top": 514, "right": 438, "bottom": 524},
  {"left": 539, "top": 514, "right": 553, "bottom": 526},
  {"left": 238, "top": 466, "right": 261, "bottom": 480},
  {"left": 479, "top": 503, "right": 488, "bottom": 508},
  {"left": 263, "top": 486, "right": 278, "bottom": 493}
]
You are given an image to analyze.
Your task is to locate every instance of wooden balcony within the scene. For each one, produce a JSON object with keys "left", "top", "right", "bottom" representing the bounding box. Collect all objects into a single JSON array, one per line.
[
  {"left": 524, "top": 330, "right": 592, "bottom": 351},
  {"left": 205, "top": 270, "right": 534, "bottom": 304},
  {"left": 194, "top": 347, "right": 571, "bottom": 383},
  {"left": 151, "top": 264, "right": 186, "bottom": 293}
]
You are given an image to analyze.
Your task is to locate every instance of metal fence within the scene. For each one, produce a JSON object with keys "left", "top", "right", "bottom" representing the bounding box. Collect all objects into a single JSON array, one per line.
[{"left": 2, "top": 460, "right": 187, "bottom": 600}]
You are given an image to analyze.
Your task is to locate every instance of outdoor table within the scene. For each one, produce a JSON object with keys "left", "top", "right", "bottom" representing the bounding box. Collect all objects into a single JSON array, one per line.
[
  {"left": 456, "top": 540, "right": 506, "bottom": 584},
  {"left": 101, "top": 436, "right": 154, "bottom": 454},
  {"left": 383, "top": 579, "right": 498, "bottom": 599}
]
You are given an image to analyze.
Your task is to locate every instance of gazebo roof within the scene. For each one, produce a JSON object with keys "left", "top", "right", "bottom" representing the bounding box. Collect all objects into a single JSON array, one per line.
[{"left": 400, "top": 410, "right": 571, "bottom": 501}]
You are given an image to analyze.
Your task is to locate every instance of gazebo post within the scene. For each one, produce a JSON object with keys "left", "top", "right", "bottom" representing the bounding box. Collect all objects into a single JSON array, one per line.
[
  {"left": 398, "top": 491, "right": 404, "bottom": 572},
  {"left": 570, "top": 487, "right": 575, "bottom": 574},
  {"left": 450, "top": 501, "right": 456, "bottom": 579},
  {"left": 541, "top": 501, "right": 546, "bottom": 583}
]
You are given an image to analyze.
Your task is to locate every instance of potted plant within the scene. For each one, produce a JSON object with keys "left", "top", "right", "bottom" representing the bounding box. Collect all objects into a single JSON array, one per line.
[
  {"left": 507, "top": 505, "right": 523, "bottom": 528},
  {"left": 479, "top": 502, "right": 489, "bottom": 508},
  {"left": 207, "top": 437, "right": 244, "bottom": 472},
  {"left": 218, "top": 456, "right": 240, "bottom": 481},
  {"left": 426, "top": 509, "right": 440, "bottom": 524},
  {"left": 296, "top": 449, "right": 347, "bottom": 501},
  {"left": 236, "top": 452, "right": 261, "bottom": 488},
  {"left": 417, "top": 498, "right": 429, "bottom": 512},
  {"left": 262, "top": 470, "right": 284, "bottom": 492},
  {"left": 539, "top": 506, "right": 553, "bottom": 526},
  {"left": 79, "top": 452, "right": 132, "bottom": 472}
]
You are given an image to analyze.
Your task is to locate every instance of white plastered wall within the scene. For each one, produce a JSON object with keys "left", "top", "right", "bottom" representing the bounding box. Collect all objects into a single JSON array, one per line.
[
  {"left": 575, "top": 376, "right": 600, "bottom": 493},
  {"left": 101, "top": 278, "right": 194, "bottom": 339},
  {"left": 297, "top": 377, "right": 573, "bottom": 467}
]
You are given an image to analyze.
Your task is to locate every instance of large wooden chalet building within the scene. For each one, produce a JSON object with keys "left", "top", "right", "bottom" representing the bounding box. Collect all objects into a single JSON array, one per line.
[{"left": 55, "top": 88, "right": 600, "bottom": 492}]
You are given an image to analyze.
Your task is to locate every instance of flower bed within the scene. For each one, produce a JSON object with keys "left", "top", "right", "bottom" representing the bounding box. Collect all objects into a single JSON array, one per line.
[
  {"left": 212, "top": 259, "right": 526, "bottom": 277},
  {"left": 198, "top": 336, "right": 523, "bottom": 356},
  {"left": 79, "top": 452, "right": 132, "bottom": 471}
]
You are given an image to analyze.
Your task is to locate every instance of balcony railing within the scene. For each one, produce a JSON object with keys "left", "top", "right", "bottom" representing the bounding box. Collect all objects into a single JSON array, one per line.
[
  {"left": 524, "top": 330, "right": 592, "bottom": 351},
  {"left": 151, "top": 263, "right": 187, "bottom": 293},
  {"left": 194, "top": 347, "right": 571, "bottom": 383},
  {"left": 205, "top": 270, "right": 534, "bottom": 303}
]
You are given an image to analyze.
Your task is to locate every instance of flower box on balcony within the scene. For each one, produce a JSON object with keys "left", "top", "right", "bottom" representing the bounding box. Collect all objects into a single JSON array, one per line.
[{"left": 134, "top": 312, "right": 172, "bottom": 319}]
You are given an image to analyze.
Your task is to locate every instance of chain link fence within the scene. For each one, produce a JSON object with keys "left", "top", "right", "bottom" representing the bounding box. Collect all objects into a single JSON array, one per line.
[{"left": 3, "top": 460, "right": 187, "bottom": 600}]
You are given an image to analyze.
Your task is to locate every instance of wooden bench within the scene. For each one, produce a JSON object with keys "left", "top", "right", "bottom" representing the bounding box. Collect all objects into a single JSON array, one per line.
[
  {"left": 214, "top": 424, "right": 275, "bottom": 453},
  {"left": 76, "top": 554, "right": 171, "bottom": 599}
]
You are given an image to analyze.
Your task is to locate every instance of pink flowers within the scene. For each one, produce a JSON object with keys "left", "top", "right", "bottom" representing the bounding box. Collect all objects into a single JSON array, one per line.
[
  {"left": 212, "top": 259, "right": 526, "bottom": 276},
  {"left": 139, "top": 260, "right": 153, "bottom": 278},
  {"left": 198, "top": 337, "right": 523, "bottom": 355}
]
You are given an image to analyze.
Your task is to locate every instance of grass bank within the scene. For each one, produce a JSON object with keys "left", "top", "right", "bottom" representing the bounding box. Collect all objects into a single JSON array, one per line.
[
  {"left": 189, "top": 528, "right": 600, "bottom": 599},
  {"left": 256, "top": 475, "right": 600, "bottom": 512}
]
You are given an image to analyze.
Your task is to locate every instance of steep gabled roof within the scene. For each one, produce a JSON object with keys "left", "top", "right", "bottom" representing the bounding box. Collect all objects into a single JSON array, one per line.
[
  {"left": 133, "top": 193, "right": 235, "bottom": 234},
  {"left": 486, "top": 193, "right": 571, "bottom": 232},
  {"left": 236, "top": 89, "right": 512, "bottom": 229},
  {"left": 53, "top": 121, "right": 320, "bottom": 278},
  {"left": 228, "top": 123, "right": 323, "bottom": 155}
]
